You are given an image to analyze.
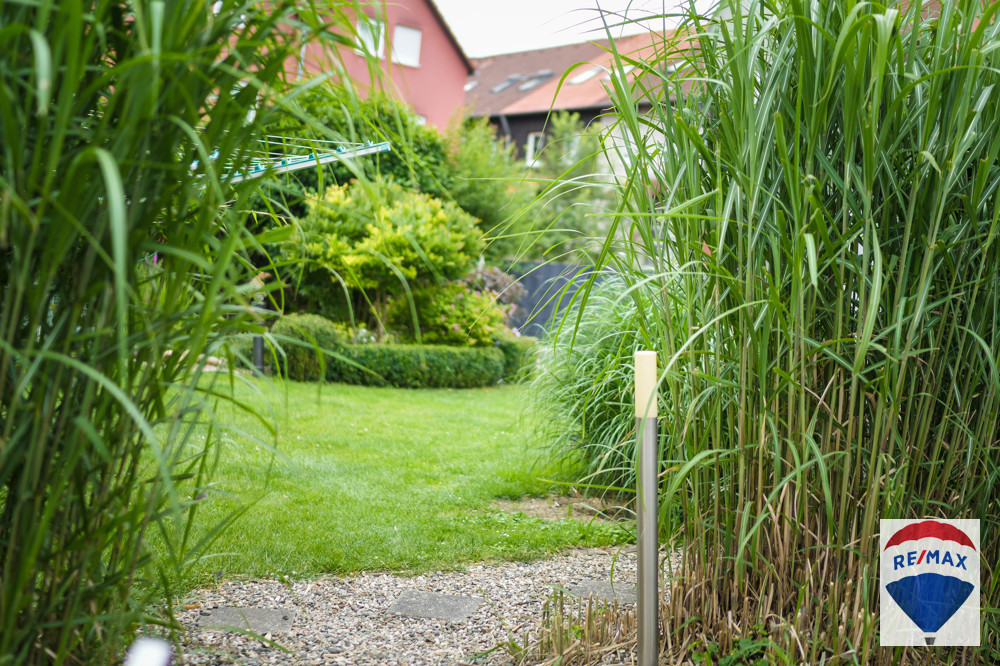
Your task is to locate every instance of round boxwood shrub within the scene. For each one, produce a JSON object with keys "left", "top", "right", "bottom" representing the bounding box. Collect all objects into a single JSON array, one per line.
[
  {"left": 387, "top": 282, "right": 511, "bottom": 346},
  {"left": 496, "top": 334, "right": 538, "bottom": 382},
  {"left": 271, "top": 313, "right": 343, "bottom": 381}
]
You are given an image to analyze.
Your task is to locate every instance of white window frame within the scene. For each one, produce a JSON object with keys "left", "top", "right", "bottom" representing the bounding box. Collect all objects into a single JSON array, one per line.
[
  {"left": 525, "top": 131, "right": 544, "bottom": 166},
  {"left": 391, "top": 24, "right": 422, "bottom": 68},
  {"left": 355, "top": 16, "right": 385, "bottom": 58}
]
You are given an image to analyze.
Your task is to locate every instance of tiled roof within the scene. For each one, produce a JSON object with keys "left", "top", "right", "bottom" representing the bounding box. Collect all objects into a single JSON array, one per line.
[
  {"left": 467, "top": 0, "right": 957, "bottom": 120},
  {"left": 466, "top": 31, "right": 688, "bottom": 118},
  {"left": 466, "top": 39, "right": 610, "bottom": 117}
]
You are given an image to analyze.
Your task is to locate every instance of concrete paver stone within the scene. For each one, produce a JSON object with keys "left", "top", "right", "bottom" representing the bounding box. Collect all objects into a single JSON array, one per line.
[
  {"left": 197, "top": 607, "right": 296, "bottom": 634},
  {"left": 566, "top": 579, "right": 637, "bottom": 605},
  {"left": 386, "top": 590, "right": 484, "bottom": 622}
]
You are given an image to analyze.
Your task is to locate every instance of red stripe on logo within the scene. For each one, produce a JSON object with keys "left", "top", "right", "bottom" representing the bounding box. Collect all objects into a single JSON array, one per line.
[
  {"left": 883, "top": 521, "right": 976, "bottom": 551},
  {"left": 916, "top": 550, "right": 925, "bottom": 565}
]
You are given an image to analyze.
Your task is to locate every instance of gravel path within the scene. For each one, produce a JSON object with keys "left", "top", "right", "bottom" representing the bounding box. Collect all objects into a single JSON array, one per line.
[{"left": 177, "top": 547, "right": 647, "bottom": 665}]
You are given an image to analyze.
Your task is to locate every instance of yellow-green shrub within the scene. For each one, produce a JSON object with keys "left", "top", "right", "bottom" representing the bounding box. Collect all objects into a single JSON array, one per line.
[{"left": 283, "top": 179, "right": 483, "bottom": 321}]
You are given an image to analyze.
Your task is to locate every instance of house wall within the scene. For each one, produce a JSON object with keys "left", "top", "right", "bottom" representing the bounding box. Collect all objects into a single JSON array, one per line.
[
  {"left": 298, "top": 0, "right": 468, "bottom": 129},
  {"left": 490, "top": 106, "right": 659, "bottom": 184},
  {"left": 492, "top": 108, "right": 604, "bottom": 161},
  {"left": 597, "top": 103, "right": 663, "bottom": 184}
]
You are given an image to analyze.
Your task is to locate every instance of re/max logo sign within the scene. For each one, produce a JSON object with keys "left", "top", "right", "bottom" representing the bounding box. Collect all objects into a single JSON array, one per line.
[{"left": 892, "top": 549, "right": 969, "bottom": 570}]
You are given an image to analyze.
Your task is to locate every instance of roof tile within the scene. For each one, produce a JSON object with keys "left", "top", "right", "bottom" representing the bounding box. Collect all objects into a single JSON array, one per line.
[
  {"left": 467, "top": 31, "right": 692, "bottom": 117},
  {"left": 467, "top": 39, "right": 610, "bottom": 117}
]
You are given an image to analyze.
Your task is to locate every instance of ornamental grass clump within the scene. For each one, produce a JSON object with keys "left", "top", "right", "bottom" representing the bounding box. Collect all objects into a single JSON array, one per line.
[
  {"left": 531, "top": 0, "right": 1000, "bottom": 663},
  {"left": 529, "top": 277, "right": 671, "bottom": 491},
  {"left": 0, "top": 1, "right": 387, "bottom": 662}
]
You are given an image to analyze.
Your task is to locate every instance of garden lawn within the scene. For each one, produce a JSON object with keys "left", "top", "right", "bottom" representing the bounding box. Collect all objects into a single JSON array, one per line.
[{"left": 164, "top": 380, "right": 629, "bottom": 585}]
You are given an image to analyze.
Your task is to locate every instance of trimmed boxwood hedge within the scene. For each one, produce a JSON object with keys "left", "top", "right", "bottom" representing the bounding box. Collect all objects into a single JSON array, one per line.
[
  {"left": 496, "top": 335, "right": 538, "bottom": 382},
  {"left": 271, "top": 313, "right": 504, "bottom": 388},
  {"left": 327, "top": 343, "right": 504, "bottom": 388}
]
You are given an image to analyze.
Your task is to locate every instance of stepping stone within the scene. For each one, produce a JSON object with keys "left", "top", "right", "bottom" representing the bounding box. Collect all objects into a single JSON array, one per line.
[
  {"left": 566, "top": 580, "right": 637, "bottom": 605},
  {"left": 387, "top": 590, "right": 484, "bottom": 621},
  {"left": 197, "top": 607, "right": 296, "bottom": 634}
]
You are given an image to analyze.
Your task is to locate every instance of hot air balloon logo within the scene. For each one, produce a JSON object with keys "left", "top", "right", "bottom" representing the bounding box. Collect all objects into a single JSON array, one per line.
[{"left": 880, "top": 519, "right": 980, "bottom": 647}]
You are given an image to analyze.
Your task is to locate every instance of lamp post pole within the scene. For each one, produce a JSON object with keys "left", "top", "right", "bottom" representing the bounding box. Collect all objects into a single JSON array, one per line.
[
  {"left": 252, "top": 335, "right": 265, "bottom": 377},
  {"left": 634, "top": 350, "right": 659, "bottom": 666}
]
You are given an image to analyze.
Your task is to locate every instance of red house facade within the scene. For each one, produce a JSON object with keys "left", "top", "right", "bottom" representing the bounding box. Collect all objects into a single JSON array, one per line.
[{"left": 297, "top": 0, "right": 472, "bottom": 129}]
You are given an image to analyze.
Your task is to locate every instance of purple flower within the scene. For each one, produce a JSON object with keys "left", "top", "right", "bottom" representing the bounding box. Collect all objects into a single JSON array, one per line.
[{"left": 452, "top": 323, "right": 460, "bottom": 332}]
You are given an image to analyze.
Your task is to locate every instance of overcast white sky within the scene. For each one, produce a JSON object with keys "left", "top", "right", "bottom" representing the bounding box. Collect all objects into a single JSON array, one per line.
[{"left": 432, "top": 0, "right": 687, "bottom": 58}]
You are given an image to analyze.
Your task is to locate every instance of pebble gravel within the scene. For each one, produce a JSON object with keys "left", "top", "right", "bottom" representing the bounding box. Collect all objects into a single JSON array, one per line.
[{"left": 177, "top": 547, "right": 648, "bottom": 665}]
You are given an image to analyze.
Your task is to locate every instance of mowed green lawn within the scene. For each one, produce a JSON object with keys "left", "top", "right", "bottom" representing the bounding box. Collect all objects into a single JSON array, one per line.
[{"left": 162, "top": 380, "right": 629, "bottom": 585}]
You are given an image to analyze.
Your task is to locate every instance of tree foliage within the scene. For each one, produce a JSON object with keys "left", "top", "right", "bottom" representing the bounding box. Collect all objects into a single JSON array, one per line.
[
  {"left": 444, "top": 117, "right": 535, "bottom": 259},
  {"left": 263, "top": 87, "right": 533, "bottom": 261},
  {"left": 270, "top": 88, "right": 453, "bottom": 198},
  {"left": 526, "top": 111, "right": 611, "bottom": 261}
]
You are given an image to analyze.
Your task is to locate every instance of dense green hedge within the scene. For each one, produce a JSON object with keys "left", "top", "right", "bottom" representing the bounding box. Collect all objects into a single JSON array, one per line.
[
  {"left": 272, "top": 313, "right": 504, "bottom": 387},
  {"left": 272, "top": 313, "right": 344, "bottom": 381},
  {"left": 328, "top": 343, "right": 504, "bottom": 388},
  {"left": 496, "top": 335, "right": 538, "bottom": 382}
]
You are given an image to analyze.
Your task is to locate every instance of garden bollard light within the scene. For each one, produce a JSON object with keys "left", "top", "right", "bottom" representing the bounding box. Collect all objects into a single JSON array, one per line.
[
  {"left": 634, "top": 350, "right": 658, "bottom": 666},
  {"left": 253, "top": 335, "right": 265, "bottom": 377}
]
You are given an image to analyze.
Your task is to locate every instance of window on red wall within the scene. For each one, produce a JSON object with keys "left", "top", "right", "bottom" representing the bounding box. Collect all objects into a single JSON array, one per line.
[
  {"left": 392, "top": 25, "right": 422, "bottom": 67},
  {"left": 356, "top": 17, "right": 385, "bottom": 58}
]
